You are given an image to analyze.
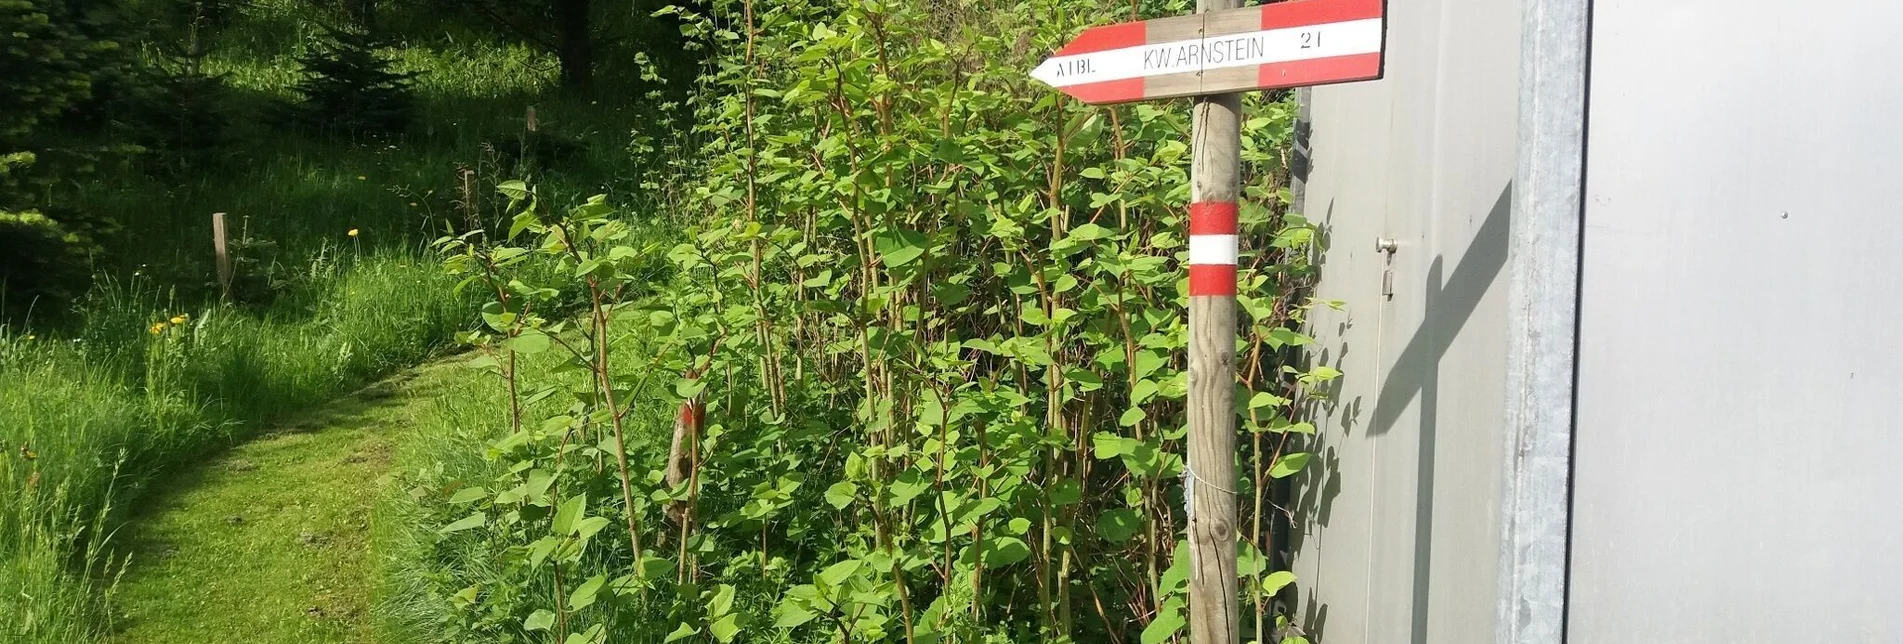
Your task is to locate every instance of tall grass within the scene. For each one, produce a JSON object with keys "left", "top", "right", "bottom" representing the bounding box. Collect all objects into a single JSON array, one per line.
[{"left": 0, "top": 252, "right": 473, "bottom": 640}]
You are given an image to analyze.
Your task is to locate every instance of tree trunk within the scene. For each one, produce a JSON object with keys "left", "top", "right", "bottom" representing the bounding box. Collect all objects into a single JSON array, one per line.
[
  {"left": 554, "top": 0, "right": 592, "bottom": 91},
  {"left": 348, "top": 0, "right": 377, "bottom": 31}
]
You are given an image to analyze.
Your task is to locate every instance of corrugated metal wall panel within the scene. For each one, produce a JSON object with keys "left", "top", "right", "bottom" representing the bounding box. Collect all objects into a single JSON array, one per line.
[{"left": 1292, "top": 0, "right": 1519, "bottom": 640}]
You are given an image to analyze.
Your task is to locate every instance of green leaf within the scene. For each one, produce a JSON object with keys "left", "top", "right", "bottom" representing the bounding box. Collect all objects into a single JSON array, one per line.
[
  {"left": 1141, "top": 598, "right": 1186, "bottom": 644},
  {"left": 663, "top": 622, "right": 699, "bottom": 643},
  {"left": 575, "top": 516, "right": 612, "bottom": 543},
  {"left": 982, "top": 536, "right": 1032, "bottom": 567},
  {"left": 1133, "top": 350, "right": 1167, "bottom": 378},
  {"left": 818, "top": 559, "right": 862, "bottom": 587},
  {"left": 1270, "top": 452, "right": 1312, "bottom": 478},
  {"left": 447, "top": 487, "right": 488, "bottom": 504},
  {"left": 1249, "top": 391, "right": 1289, "bottom": 410},
  {"left": 1068, "top": 222, "right": 1114, "bottom": 241},
  {"left": 1048, "top": 479, "right": 1082, "bottom": 505},
  {"left": 962, "top": 338, "right": 1000, "bottom": 354},
  {"left": 526, "top": 469, "right": 556, "bottom": 505},
  {"left": 1118, "top": 406, "right": 1147, "bottom": 427},
  {"left": 1267, "top": 327, "right": 1315, "bottom": 348},
  {"left": 1238, "top": 542, "right": 1267, "bottom": 576},
  {"left": 524, "top": 609, "right": 556, "bottom": 631},
  {"left": 932, "top": 138, "right": 966, "bottom": 163},
  {"left": 887, "top": 470, "right": 931, "bottom": 507},
  {"left": 932, "top": 282, "right": 971, "bottom": 305},
  {"left": 1064, "top": 367, "right": 1104, "bottom": 391},
  {"left": 1131, "top": 379, "right": 1160, "bottom": 405},
  {"left": 639, "top": 556, "right": 673, "bottom": 579},
  {"left": 438, "top": 512, "right": 486, "bottom": 534},
  {"left": 566, "top": 624, "right": 606, "bottom": 644},
  {"left": 1262, "top": 570, "right": 1298, "bottom": 596},
  {"left": 875, "top": 228, "right": 928, "bottom": 268},
  {"left": 505, "top": 330, "right": 550, "bottom": 354},
  {"left": 480, "top": 302, "right": 515, "bottom": 332},
  {"left": 1096, "top": 508, "right": 1142, "bottom": 543},
  {"left": 1007, "top": 517, "right": 1032, "bottom": 534},
  {"left": 1160, "top": 541, "right": 1191, "bottom": 593},
  {"left": 496, "top": 180, "right": 530, "bottom": 201},
  {"left": 569, "top": 574, "right": 606, "bottom": 610},
  {"left": 710, "top": 583, "right": 737, "bottom": 616},
  {"left": 1068, "top": 112, "right": 1104, "bottom": 146},
  {"left": 526, "top": 535, "right": 561, "bottom": 568},
  {"left": 675, "top": 377, "right": 707, "bottom": 399},
  {"left": 824, "top": 481, "right": 858, "bottom": 510},
  {"left": 552, "top": 494, "right": 586, "bottom": 535},
  {"left": 710, "top": 613, "right": 741, "bottom": 642},
  {"left": 774, "top": 597, "right": 818, "bottom": 628}
]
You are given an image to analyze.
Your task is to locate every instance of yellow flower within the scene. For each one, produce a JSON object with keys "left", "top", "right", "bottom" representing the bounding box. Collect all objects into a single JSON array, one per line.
[
  {"left": 150, "top": 322, "right": 166, "bottom": 335},
  {"left": 357, "top": 175, "right": 367, "bottom": 181},
  {"left": 348, "top": 228, "right": 360, "bottom": 237},
  {"left": 170, "top": 315, "right": 187, "bottom": 325}
]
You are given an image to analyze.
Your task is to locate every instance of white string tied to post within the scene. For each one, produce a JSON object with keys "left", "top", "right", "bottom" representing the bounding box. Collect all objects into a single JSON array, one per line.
[
  {"left": 1181, "top": 462, "right": 1239, "bottom": 570},
  {"left": 1181, "top": 461, "right": 1240, "bottom": 523}
]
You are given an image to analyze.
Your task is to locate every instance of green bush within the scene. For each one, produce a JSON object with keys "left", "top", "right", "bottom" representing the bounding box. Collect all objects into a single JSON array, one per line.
[
  {"left": 285, "top": 26, "right": 419, "bottom": 136},
  {"left": 380, "top": 1, "right": 1333, "bottom": 643},
  {"left": 0, "top": 0, "right": 101, "bottom": 142},
  {"left": 0, "top": 0, "right": 107, "bottom": 318},
  {"left": 0, "top": 208, "right": 93, "bottom": 320},
  {"left": 0, "top": 154, "right": 99, "bottom": 321},
  {"left": 124, "top": 62, "right": 237, "bottom": 171}
]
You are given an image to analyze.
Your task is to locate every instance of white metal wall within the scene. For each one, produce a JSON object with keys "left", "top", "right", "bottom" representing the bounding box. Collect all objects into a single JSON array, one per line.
[
  {"left": 1569, "top": 1, "right": 1903, "bottom": 640},
  {"left": 1292, "top": 0, "right": 1518, "bottom": 639}
]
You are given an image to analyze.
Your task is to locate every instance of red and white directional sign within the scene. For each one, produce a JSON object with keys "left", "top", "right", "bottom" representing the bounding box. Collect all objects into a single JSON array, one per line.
[{"left": 1030, "top": 0, "right": 1386, "bottom": 104}]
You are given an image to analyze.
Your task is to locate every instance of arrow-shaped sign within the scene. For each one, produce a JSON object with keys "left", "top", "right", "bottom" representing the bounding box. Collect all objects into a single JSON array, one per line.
[{"left": 1030, "top": 0, "right": 1386, "bottom": 104}]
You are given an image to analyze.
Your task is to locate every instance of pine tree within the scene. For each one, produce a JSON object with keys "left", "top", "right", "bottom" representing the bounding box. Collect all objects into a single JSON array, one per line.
[{"left": 288, "top": 26, "right": 417, "bottom": 136}]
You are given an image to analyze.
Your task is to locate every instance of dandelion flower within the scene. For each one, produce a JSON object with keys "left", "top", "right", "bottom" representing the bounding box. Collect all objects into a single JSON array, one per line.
[
  {"left": 150, "top": 322, "right": 167, "bottom": 335},
  {"left": 170, "top": 315, "right": 187, "bottom": 325},
  {"left": 348, "top": 228, "right": 360, "bottom": 237}
]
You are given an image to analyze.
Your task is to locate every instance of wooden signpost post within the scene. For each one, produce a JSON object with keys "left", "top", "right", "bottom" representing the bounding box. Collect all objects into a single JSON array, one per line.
[{"left": 1031, "top": 0, "right": 1385, "bottom": 641}]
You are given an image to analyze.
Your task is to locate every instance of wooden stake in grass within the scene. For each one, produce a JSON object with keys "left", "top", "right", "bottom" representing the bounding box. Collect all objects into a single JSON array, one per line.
[{"left": 212, "top": 212, "right": 231, "bottom": 300}]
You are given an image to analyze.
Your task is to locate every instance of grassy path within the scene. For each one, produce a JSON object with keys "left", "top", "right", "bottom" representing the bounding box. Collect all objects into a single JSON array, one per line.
[{"left": 109, "top": 362, "right": 461, "bottom": 644}]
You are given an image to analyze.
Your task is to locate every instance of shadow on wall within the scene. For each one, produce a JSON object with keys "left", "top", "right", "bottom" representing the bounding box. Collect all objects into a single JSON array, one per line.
[{"left": 1294, "top": 183, "right": 1512, "bottom": 643}]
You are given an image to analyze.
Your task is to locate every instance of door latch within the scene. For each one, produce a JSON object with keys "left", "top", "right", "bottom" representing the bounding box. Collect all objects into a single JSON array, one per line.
[{"left": 1376, "top": 238, "right": 1397, "bottom": 300}]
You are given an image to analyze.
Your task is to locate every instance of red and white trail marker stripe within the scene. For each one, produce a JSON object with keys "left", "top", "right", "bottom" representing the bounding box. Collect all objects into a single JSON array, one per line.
[
  {"left": 1188, "top": 202, "right": 1239, "bottom": 297},
  {"left": 1030, "top": 0, "right": 1386, "bottom": 105}
]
